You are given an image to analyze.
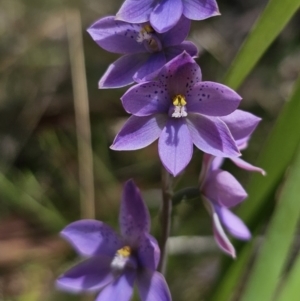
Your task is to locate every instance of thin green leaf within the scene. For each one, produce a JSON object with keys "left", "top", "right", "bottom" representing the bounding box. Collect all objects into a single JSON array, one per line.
[
  {"left": 224, "top": 0, "right": 300, "bottom": 89},
  {"left": 275, "top": 250, "right": 300, "bottom": 301},
  {"left": 240, "top": 145, "right": 300, "bottom": 301}
]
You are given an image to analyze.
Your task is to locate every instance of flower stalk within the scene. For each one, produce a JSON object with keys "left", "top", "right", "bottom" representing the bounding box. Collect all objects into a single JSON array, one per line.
[{"left": 158, "top": 166, "right": 173, "bottom": 274}]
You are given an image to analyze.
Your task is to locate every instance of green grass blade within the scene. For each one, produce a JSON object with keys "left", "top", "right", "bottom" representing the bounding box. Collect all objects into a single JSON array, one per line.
[
  {"left": 224, "top": 0, "right": 300, "bottom": 89},
  {"left": 275, "top": 250, "right": 300, "bottom": 301},
  {"left": 240, "top": 145, "right": 300, "bottom": 301},
  {"left": 239, "top": 75, "right": 300, "bottom": 223}
]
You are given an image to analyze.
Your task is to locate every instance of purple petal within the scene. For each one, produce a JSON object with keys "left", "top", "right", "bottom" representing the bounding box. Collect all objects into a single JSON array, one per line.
[
  {"left": 87, "top": 17, "right": 145, "bottom": 54},
  {"left": 121, "top": 82, "right": 169, "bottom": 116},
  {"left": 99, "top": 53, "right": 149, "bottom": 88},
  {"left": 220, "top": 110, "right": 261, "bottom": 141},
  {"left": 116, "top": 0, "right": 155, "bottom": 23},
  {"left": 159, "top": 16, "right": 191, "bottom": 47},
  {"left": 158, "top": 118, "right": 193, "bottom": 176},
  {"left": 134, "top": 52, "right": 167, "bottom": 82},
  {"left": 187, "top": 82, "right": 242, "bottom": 116},
  {"left": 211, "top": 156, "right": 224, "bottom": 170},
  {"left": 212, "top": 210, "right": 236, "bottom": 258},
  {"left": 111, "top": 115, "right": 167, "bottom": 151},
  {"left": 96, "top": 269, "right": 136, "bottom": 301},
  {"left": 217, "top": 206, "right": 251, "bottom": 240},
  {"left": 150, "top": 0, "right": 183, "bottom": 33},
  {"left": 164, "top": 52, "right": 202, "bottom": 95},
  {"left": 202, "top": 169, "right": 247, "bottom": 208},
  {"left": 120, "top": 180, "right": 151, "bottom": 244},
  {"left": 230, "top": 157, "right": 266, "bottom": 175},
  {"left": 137, "top": 270, "right": 171, "bottom": 301},
  {"left": 137, "top": 234, "right": 160, "bottom": 271},
  {"left": 182, "top": 0, "right": 220, "bottom": 20},
  {"left": 187, "top": 114, "right": 240, "bottom": 157},
  {"left": 61, "top": 220, "right": 122, "bottom": 257},
  {"left": 56, "top": 256, "right": 114, "bottom": 293},
  {"left": 164, "top": 41, "right": 198, "bottom": 62}
]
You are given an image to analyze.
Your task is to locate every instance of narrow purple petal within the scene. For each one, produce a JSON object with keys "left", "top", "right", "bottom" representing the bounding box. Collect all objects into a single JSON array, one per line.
[
  {"left": 99, "top": 53, "right": 149, "bottom": 88},
  {"left": 230, "top": 157, "right": 266, "bottom": 175},
  {"left": 220, "top": 110, "right": 261, "bottom": 141},
  {"left": 187, "top": 114, "right": 240, "bottom": 157},
  {"left": 187, "top": 82, "right": 242, "bottom": 116},
  {"left": 159, "top": 16, "right": 191, "bottom": 47},
  {"left": 121, "top": 82, "right": 169, "bottom": 116},
  {"left": 212, "top": 210, "right": 236, "bottom": 258},
  {"left": 217, "top": 206, "right": 251, "bottom": 240},
  {"left": 116, "top": 0, "right": 155, "bottom": 23},
  {"left": 96, "top": 269, "right": 136, "bottom": 301},
  {"left": 202, "top": 169, "right": 247, "bottom": 208},
  {"left": 87, "top": 17, "right": 145, "bottom": 54},
  {"left": 111, "top": 115, "right": 166, "bottom": 151},
  {"left": 61, "top": 220, "right": 122, "bottom": 257},
  {"left": 134, "top": 52, "right": 167, "bottom": 82},
  {"left": 137, "top": 270, "right": 171, "bottom": 301},
  {"left": 164, "top": 41, "right": 198, "bottom": 62},
  {"left": 158, "top": 118, "right": 193, "bottom": 176},
  {"left": 120, "top": 180, "right": 151, "bottom": 244},
  {"left": 150, "top": 0, "right": 183, "bottom": 33},
  {"left": 56, "top": 256, "right": 114, "bottom": 293},
  {"left": 137, "top": 234, "right": 160, "bottom": 271},
  {"left": 182, "top": 0, "right": 220, "bottom": 20}
]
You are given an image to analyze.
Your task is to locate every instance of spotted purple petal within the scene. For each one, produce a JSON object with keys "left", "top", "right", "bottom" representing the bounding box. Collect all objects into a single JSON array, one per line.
[
  {"left": 56, "top": 256, "right": 114, "bottom": 293},
  {"left": 158, "top": 118, "right": 193, "bottom": 176},
  {"left": 137, "top": 270, "right": 171, "bottom": 301},
  {"left": 121, "top": 82, "right": 170, "bottom": 116},
  {"left": 61, "top": 220, "right": 122, "bottom": 257},
  {"left": 187, "top": 82, "right": 242, "bottom": 116}
]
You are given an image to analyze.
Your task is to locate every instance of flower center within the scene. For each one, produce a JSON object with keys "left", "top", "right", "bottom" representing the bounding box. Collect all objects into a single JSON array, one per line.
[
  {"left": 110, "top": 246, "right": 132, "bottom": 273},
  {"left": 136, "top": 25, "right": 162, "bottom": 53},
  {"left": 171, "top": 94, "right": 188, "bottom": 118}
]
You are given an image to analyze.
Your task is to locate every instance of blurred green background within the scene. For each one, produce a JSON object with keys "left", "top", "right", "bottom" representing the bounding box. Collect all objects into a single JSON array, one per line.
[{"left": 0, "top": 0, "right": 300, "bottom": 300}]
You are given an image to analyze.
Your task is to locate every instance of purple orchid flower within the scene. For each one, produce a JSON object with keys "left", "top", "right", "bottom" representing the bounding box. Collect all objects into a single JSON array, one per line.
[
  {"left": 56, "top": 180, "right": 171, "bottom": 301},
  {"left": 200, "top": 155, "right": 251, "bottom": 258},
  {"left": 111, "top": 52, "right": 241, "bottom": 176},
  {"left": 204, "top": 110, "right": 266, "bottom": 175},
  {"left": 116, "top": 0, "right": 220, "bottom": 33},
  {"left": 87, "top": 16, "right": 197, "bottom": 88}
]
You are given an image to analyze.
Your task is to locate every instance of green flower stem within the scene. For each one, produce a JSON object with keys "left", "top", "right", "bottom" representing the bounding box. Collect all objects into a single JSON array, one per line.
[{"left": 158, "top": 167, "right": 173, "bottom": 274}]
